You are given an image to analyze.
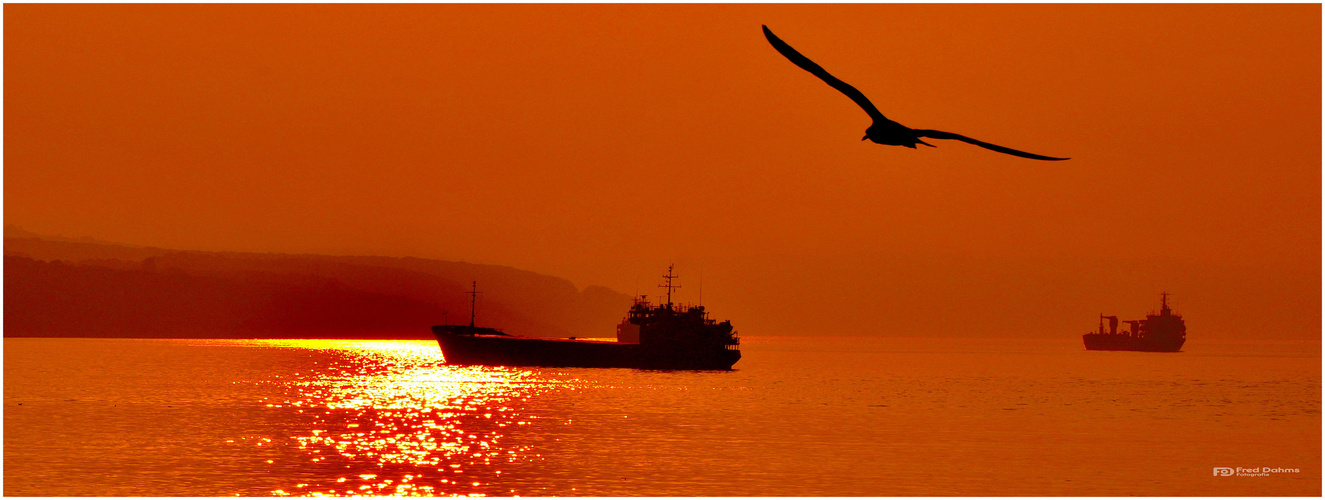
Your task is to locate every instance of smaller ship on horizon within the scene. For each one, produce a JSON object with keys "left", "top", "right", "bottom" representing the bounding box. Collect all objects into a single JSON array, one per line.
[{"left": 1082, "top": 292, "right": 1186, "bottom": 352}]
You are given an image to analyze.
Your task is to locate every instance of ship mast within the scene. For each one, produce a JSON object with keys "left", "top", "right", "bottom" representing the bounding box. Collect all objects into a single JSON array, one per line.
[
  {"left": 1160, "top": 291, "right": 1170, "bottom": 316},
  {"left": 469, "top": 281, "right": 482, "bottom": 328},
  {"left": 659, "top": 264, "right": 681, "bottom": 308}
]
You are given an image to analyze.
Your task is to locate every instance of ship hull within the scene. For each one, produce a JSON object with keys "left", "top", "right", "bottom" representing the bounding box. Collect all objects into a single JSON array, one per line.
[
  {"left": 434, "top": 327, "right": 740, "bottom": 370},
  {"left": 1082, "top": 333, "right": 1184, "bottom": 352}
]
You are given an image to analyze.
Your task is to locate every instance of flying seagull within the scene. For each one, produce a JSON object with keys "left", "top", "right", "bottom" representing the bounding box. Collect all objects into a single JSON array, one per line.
[{"left": 762, "top": 25, "right": 1067, "bottom": 161}]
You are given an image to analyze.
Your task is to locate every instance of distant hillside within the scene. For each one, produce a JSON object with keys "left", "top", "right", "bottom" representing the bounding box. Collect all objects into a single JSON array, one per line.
[{"left": 4, "top": 235, "right": 632, "bottom": 339}]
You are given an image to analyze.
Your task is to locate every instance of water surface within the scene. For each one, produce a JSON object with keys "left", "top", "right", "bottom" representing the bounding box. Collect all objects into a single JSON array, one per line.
[{"left": 5, "top": 336, "right": 1319, "bottom": 496}]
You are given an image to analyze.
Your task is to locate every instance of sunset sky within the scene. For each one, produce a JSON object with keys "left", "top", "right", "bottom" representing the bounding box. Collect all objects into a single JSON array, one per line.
[{"left": 6, "top": 4, "right": 1321, "bottom": 338}]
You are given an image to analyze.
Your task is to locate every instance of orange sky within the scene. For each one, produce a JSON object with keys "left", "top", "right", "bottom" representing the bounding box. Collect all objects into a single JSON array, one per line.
[{"left": 5, "top": 4, "right": 1321, "bottom": 338}]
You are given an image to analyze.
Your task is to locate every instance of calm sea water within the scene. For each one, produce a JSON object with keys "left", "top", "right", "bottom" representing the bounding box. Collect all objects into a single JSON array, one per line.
[{"left": 5, "top": 336, "right": 1320, "bottom": 496}]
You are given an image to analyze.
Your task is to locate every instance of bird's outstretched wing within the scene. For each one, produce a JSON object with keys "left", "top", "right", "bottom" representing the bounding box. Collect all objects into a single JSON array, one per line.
[
  {"left": 914, "top": 129, "right": 1069, "bottom": 161},
  {"left": 762, "top": 25, "right": 888, "bottom": 123}
]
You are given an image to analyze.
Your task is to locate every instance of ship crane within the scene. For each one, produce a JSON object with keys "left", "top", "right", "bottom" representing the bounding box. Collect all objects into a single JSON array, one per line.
[
  {"left": 1123, "top": 320, "right": 1142, "bottom": 337},
  {"left": 1098, "top": 315, "right": 1118, "bottom": 335}
]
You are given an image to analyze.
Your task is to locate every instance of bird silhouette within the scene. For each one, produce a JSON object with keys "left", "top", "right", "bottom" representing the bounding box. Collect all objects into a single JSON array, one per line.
[{"left": 762, "top": 25, "right": 1067, "bottom": 161}]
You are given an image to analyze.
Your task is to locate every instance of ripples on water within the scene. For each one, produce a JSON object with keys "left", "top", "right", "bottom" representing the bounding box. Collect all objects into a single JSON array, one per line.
[
  {"left": 4, "top": 337, "right": 1321, "bottom": 496},
  {"left": 254, "top": 341, "right": 543, "bottom": 496}
]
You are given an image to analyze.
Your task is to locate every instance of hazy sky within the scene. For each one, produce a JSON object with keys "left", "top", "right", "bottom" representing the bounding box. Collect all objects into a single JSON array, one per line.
[{"left": 6, "top": 4, "right": 1320, "bottom": 338}]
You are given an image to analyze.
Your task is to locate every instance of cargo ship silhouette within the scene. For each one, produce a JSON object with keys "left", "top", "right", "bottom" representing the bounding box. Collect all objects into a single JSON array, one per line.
[
  {"left": 433, "top": 266, "right": 741, "bottom": 370},
  {"left": 1083, "top": 293, "right": 1186, "bottom": 352}
]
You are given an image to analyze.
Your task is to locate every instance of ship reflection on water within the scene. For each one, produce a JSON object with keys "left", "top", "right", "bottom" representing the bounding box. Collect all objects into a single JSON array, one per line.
[{"left": 249, "top": 340, "right": 559, "bottom": 497}]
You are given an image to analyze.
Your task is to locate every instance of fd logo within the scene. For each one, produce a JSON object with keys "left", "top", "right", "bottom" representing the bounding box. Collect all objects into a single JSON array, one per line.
[{"left": 1213, "top": 467, "right": 1234, "bottom": 476}]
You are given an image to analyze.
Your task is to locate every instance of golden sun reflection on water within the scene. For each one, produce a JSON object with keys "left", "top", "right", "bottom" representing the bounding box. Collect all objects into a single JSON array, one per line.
[{"left": 246, "top": 340, "right": 558, "bottom": 497}]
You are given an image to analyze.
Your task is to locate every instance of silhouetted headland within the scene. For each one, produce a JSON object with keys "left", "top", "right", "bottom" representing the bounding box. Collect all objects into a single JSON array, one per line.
[
  {"left": 4, "top": 231, "right": 630, "bottom": 339},
  {"left": 762, "top": 25, "right": 1068, "bottom": 161}
]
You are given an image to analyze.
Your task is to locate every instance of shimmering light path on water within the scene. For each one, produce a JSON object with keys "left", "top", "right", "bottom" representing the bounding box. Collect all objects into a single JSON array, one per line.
[{"left": 5, "top": 337, "right": 1320, "bottom": 496}]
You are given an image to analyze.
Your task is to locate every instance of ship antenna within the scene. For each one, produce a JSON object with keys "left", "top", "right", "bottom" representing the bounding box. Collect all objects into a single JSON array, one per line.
[
  {"left": 1160, "top": 291, "right": 1170, "bottom": 315},
  {"left": 469, "top": 281, "right": 482, "bottom": 328},
  {"left": 659, "top": 264, "right": 680, "bottom": 308},
  {"left": 699, "top": 265, "right": 703, "bottom": 307}
]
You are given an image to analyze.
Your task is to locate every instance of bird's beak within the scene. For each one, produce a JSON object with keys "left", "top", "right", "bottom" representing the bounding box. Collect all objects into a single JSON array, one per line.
[{"left": 861, "top": 135, "right": 868, "bottom": 141}]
